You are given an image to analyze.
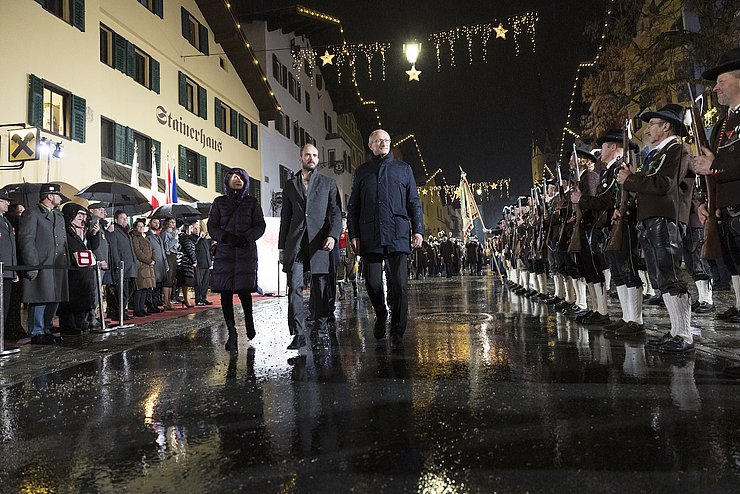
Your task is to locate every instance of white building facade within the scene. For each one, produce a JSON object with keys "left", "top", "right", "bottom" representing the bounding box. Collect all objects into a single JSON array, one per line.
[
  {"left": 0, "top": 0, "right": 278, "bottom": 203},
  {"left": 242, "top": 18, "right": 358, "bottom": 217}
]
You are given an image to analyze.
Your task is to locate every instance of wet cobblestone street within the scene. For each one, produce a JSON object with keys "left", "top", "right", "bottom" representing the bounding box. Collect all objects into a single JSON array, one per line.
[{"left": 2, "top": 276, "right": 740, "bottom": 493}]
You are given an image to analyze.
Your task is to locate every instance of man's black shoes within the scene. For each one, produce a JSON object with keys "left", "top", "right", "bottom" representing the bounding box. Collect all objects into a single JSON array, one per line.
[{"left": 287, "top": 335, "right": 306, "bottom": 350}]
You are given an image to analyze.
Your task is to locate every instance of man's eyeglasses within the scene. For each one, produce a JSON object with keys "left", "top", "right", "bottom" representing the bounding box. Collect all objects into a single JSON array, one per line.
[{"left": 372, "top": 138, "right": 391, "bottom": 144}]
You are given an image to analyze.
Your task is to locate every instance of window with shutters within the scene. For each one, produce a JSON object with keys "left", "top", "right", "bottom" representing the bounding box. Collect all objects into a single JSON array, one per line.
[
  {"left": 101, "top": 117, "right": 115, "bottom": 160},
  {"left": 215, "top": 162, "right": 232, "bottom": 193},
  {"left": 134, "top": 132, "right": 153, "bottom": 173},
  {"left": 181, "top": 8, "right": 209, "bottom": 55},
  {"left": 179, "top": 145, "right": 207, "bottom": 187},
  {"left": 100, "top": 25, "right": 113, "bottom": 66},
  {"left": 279, "top": 165, "right": 293, "bottom": 188},
  {"left": 99, "top": 24, "right": 159, "bottom": 93},
  {"left": 36, "top": 0, "right": 85, "bottom": 31},
  {"left": 179, "top": 72, "right": 206, "bottom": 119},
  {"left": 137, "top": 0, "right": 163, "bottom": 18},
  {"left": 42, "top": 85, "right": 68, "bottom": 137},
  {"left": 249, "top": 178, "right": 261, "bottom": 202}
]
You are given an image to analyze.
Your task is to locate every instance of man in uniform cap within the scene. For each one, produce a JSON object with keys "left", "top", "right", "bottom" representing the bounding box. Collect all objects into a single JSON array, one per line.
[
  {"left": 17, "top": 183, "right": 70, "bottom": 344},
  {"left": 617, "top": 104, "right": 695, "bottom": 351},
  {"left": 574, "top": 129, "right": 642, "bottom": 331},
  {"left": 692, "top": 47, "right": 740, "bottom": 372},
  {"left": 0, "top": 188, "right": 18, "bottom": 332}
]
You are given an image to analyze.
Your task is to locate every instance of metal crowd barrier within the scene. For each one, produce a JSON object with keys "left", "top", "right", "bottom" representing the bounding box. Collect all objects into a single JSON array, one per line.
[{"left": 0, "top": 259, "right": 134, "bottom": 355}]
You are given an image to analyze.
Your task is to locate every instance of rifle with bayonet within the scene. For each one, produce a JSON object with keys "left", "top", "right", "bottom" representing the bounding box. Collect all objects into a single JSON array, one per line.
[
  {"left": 605, "top": 117, "right": 633, "bottom": 252},
  {"left": 567, "top": 143, "right": 584, "bottom": 253},
  {"left": 687, "top": 83, "right": 723, "bottom": 260}
]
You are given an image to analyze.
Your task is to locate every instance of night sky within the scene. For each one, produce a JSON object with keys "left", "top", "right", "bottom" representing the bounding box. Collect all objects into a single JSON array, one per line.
[{"left": 304, "top": 0, "right": 604, "bottom": 223}]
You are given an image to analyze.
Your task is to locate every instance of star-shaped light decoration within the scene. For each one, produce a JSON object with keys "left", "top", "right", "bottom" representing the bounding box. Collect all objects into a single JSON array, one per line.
[
  {"left": 406, "top": 64, "right": 421, "bottom": 81},
  {"left": 320, "top": 50, "right": 335, "bottom": 65},
  {"left": 493, "top": 23, "right": 508, "bottom": 39}
]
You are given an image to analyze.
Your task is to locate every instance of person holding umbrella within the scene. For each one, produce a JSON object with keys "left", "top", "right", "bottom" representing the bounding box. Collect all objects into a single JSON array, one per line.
[{"left": 208, "top": 168, "right": 266, "bottom": 351}]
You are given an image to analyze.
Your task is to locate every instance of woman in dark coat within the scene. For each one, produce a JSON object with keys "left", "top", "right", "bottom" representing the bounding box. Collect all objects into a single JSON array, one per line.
[
  {"left": 58, "top": 203, "right": 100, "bottom": 334},
  {"left": 131, "top": 218, "right": 156, "bottom": 317},
  {"left": 177, "top": 223, "right": 198, "bottom": 308},
  {"left": 208, "top": 168, "right": 266, "bottom": 351}
]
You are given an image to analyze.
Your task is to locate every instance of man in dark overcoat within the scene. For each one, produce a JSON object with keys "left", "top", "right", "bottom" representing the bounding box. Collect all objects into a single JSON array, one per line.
[
  {"left": 108, "top": 210, "right": 138, "bottom": 320},
  {"left": 0, "top": 188, "right": 18, "bottom": 331},
  {"left": 279, "top": 144, "right": 342, "bottom": 350},
  {"left": 347, "top": 129, "right": 424, "bottom": 351},
  {"left": 17, "top": 183, "right": 69, "bottom": 344}
]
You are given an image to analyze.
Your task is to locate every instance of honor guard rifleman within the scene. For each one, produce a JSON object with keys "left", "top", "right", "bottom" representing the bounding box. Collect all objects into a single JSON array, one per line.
[{"left": 617, "top": 104, "right": 696, "bottom": 352}]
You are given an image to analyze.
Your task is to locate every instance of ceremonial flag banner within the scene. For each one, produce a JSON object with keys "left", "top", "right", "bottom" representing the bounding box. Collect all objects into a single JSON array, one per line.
[
  {"left": 459, "top": 167, "right": 482, "bottom": 238},
  {"left": 165, "top": 154, "right": 172, "bottom": 205},
  {"left": 150, "top": 147, "right": 160, "bottom": 209},
  {"left": 171, "top": 164, "right": 178, "bottom": 204},
  {"left": 130, "top": 142, "right": 139, "bottom": 189}
]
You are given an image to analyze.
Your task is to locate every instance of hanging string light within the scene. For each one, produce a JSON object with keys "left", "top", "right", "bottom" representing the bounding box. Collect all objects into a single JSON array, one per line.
[{"left": 509, "top": 12, "right": 538, "bottom": 55}]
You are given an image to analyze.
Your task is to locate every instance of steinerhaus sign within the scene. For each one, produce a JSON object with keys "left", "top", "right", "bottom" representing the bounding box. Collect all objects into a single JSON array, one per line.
[{"left": 156, "top": 105, "right": 223, "bottom": 152}]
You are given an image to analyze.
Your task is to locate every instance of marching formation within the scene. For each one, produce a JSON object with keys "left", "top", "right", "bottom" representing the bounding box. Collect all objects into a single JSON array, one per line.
[{"left": 494, "top": 48, "right": 740, "bottom": 367}]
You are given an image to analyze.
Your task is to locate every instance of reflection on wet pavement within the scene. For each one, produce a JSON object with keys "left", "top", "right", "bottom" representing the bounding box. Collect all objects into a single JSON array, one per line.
[{"left": 1, "top": 276, "right": 740, "bottom": 492}]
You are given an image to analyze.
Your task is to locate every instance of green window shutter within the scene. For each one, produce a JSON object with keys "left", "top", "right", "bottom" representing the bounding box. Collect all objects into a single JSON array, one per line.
[
  {"left": 181, "top": 8, "right": 191, "bottom": 41},
  {"left": 215, "top": 162, "right": 223, "bottom": 193},
  {"left": 198, "top": 86, "right": 207, "bottom": 119},
  {"left": 230, "top": 110, "right": 238, "bottom": 138},
  {"left": 178, "top": 145, "right": 188, "bottom": 183},
  {"left": 27, "top": 74, "right": 43, "bottom": 127},
  {"left": 199, "top": 24, "right": 209, "bottom": 55},
  {"left": 152, "top": 139, "right": 161, "bottom": 176},
  {"left": 250, "top": 179, "right": 261, "bottom": 202},
  {"left": 114, "top": 123, "right": 126, "bottom": 164},
  {"left": 150, "top": 58, "right": 160, "bottom": 93},
  {"left": 72, "top": 0, "right": 85, "bottom": 32},
  {"left": 153, "top": 0, "right": 163, "bottom": 18},
  {"left": 71, "top": 95, "right": 86, "bottom": 143},
  {"left": 250, "top": 122, "right": 259, "bottom": 150},
  {"left": 125, "top": 41, "right": 136, "bottom": 78},
  {"left": 125, "top": 127, "right": 134, "bottom": 165},
  {"left": 113, "top": 33, "right": 126, "bottom": 73},
  {"left": 199, "top": 154, "right": 207, "bottom": 187},
  {"left": 178, "top": 71, "right": 187, "bottom": 108},
  {"left": 238, "top": 115, "right": 246, "bottom": 144},
  {"left": 214, "top": 98, "right": 223, "bottom": 130}
]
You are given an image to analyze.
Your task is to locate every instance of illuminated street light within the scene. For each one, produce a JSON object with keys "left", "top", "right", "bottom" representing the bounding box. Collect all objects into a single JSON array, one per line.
[{"left": 403, "top": 41, "right": 421, "bottom": 64}]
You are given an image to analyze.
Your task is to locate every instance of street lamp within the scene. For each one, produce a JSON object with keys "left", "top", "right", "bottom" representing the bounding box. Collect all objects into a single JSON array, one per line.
[
  {"left": 403, "top": 42, "right": 421, "bottom": 64},
  {"left": 39, "top": 137, "right": 63, "bottom": 182}
]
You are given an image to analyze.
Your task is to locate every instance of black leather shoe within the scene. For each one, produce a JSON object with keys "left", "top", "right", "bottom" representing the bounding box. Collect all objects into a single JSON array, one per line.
[
  {"left": 391, "top": 334, "right": 404, "bottom": 351},
  {"left": 287, "top": 335, "right": 306, "bottom": 350},
  {"left": 374, "top": 311, "right": 388, "bottom": 339},
  {"left": 133, "top": 311, "right": 148, "bottom": 317},
  {"left": 694, "top": 302, "right": 715, "bottom": 314},
  {"left": 646, "top": 331, "right": 672, "bottom": 349},
  {"left": 603, "top": 319, "right": 627, "bottom": 331},
  {"left": 30, "top": 334, "right": 56, "bottom": 345},
  {"left": 147, "top": 306, "right": 164, "bottom": 313},
  {"left": 614, "top": 321, "right": 645, "bottom": 336},
  {"left": 554, "top": 300, "right": 570, "bottom": 311},
  {"left": 59, "top": 327, "right": 83, "bottom": 336},
  {"left": 582, "top": 312, "right": 611, "bottom": 325},
  {"left": 728, "top": 314, "right": 740, "bottom": 324},
  {"left": 645, "top": 295, "right": 663, "bottom": 306},
  {"left": 575, "top": 310, "right": 594, "bottom": 323},
  {"left": 203, "top": 300, "right": 214, "bottom": 305},
  {"left": 658, "top": 336, "right": 695, "bottom": 354},
  {"left": 717, "top": 307, "right": 739, "bottom": 320}
]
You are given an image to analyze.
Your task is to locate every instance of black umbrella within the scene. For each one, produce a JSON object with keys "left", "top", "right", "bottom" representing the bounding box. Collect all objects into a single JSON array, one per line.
[
  {"left": 2, "top": 182, "right": 72, "bottom": 208},
  {"left": 76, "top": 181, "right": 152, "bottom": 215},
  {"left": 149, "top": 203, "right": 203, "bottom": 220},
  {"left": 189, "top": 201, "right": 212, "bottom": 218}
]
